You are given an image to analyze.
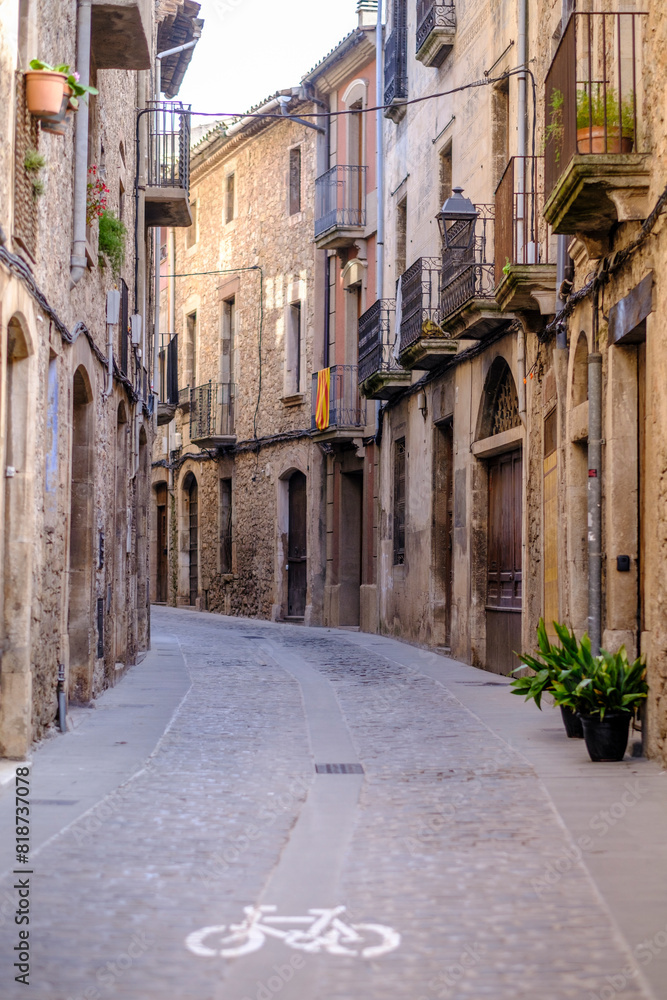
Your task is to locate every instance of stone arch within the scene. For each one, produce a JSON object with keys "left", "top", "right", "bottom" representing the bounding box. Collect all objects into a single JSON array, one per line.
[
  {"left": 114, "top": 401, "right": 129, "bottom": 667},
  {"left": 571, "top": 332, "right": 589, "bottom": 407},
  {"left": 476, "top": 356, "right": 521, "bottom": 440},
  {"left": 68, "top": 364, "right": 95, "bottom": 702},
  {"left": 181, "top": 470, "right": 199, "bottom": 606}
]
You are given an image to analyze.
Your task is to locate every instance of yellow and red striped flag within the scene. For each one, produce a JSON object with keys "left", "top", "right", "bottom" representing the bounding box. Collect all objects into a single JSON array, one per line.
[{"left": 315, "top": 368, "right": 330, "bottom": 431}]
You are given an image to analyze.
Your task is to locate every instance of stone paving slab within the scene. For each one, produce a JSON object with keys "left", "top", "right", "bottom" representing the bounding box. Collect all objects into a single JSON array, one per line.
[{"left": 0, "top": 607, "right": 663, "bottom": 1000}]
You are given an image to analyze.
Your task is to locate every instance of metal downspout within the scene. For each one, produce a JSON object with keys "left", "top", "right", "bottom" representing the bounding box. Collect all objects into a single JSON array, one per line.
[
  {"left": 376, "top": 0, "right": 384, "bottom": 303},
  {"left": 516, "top": 0, "right": 528, "bottom": 421},
  {"left": 70, "top": 0, "right": 92, "bottom": 287},
  {"left": 588, "top": 349, "right": 603, "bottom": 654}
]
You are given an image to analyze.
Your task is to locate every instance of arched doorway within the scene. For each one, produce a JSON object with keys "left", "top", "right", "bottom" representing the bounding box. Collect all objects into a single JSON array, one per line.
[
  {"left": 1, "top": 316, "right": 34, "bottom": 753},
  {"left": 479, "top": 358, "right": 523, "bottom": 674},
  {"left": 69, "top": 365, "right": 94, "bottom": 701},
  {"left": 183, "top": 473, "right": 199, "bottom": 606},
  {"left": 136, "top": 425, "right": 149, "bottom": 650},
  {"left": 155, "top": 481, "right": 169, "bottom": 604},
  {"left": 115, "top": 402, "right": 128, "bottom": 665},
  {"left": 287, "top": 471, "right": 307, "bottom": 618}
]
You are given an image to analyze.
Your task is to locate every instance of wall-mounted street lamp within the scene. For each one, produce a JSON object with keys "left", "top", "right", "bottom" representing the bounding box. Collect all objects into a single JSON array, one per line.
[{"left": 436, "top": 187, "right": 478, "bottom": 251}]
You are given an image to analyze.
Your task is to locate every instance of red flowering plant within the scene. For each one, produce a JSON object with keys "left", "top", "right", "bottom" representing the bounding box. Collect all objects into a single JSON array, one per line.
[{"left": 86, "top": 165, "right": 109, "bottom": 226}]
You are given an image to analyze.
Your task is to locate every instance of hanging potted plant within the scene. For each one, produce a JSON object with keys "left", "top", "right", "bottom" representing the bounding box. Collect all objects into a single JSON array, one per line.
[
  {"left": 25, "top": 59, "right": 69, "bottom": 116},
  {"left": 511, "top": 619, "right": 585, "bottom": 738},
  {"left": 576, "top": 88, "right": 635, "bottom": 154},
  {"left": 551, "top": 645, "right": 648, "bottom": 761},
  {"left": 87, "top": 166, "right": 110, "bottom": 228},
  {"left": 26, "top": 61, "right": 97, "bottom": 134}
]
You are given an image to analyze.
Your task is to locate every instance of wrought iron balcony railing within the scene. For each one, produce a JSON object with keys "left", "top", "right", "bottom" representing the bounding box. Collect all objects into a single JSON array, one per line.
[
  {"left": 384, "top": 25, "right": 408, "bottom": 108},
  {"left": 440, "top": 264, "right": 496, "bottom": 320},
  {"left": 147, "top": 101, "right": 191, "bottom": 192},
  {"left": 314, "top": 165, "right": 367, "bottom": 238},
  {"left": 440, "top": 205, "right": 495, "bottom": 322},
  {"left": 190, "top": 382, "right": 235, "bottom": 442},
  {"left": 495, "top": 156, "right": 552, "bottom": 287},
  {"left": 311, "top": 366, "right": 366, "bottom": 432},
  {"left": 398, "top": 257, "right": 443, "bottom": 354},
  {"left": 416, "top": 1, "right": 456, "bottom": 58},
  {"left": 544, "top": 11, "right": 647, "bottom": 198},
  {"left": 358, "top": 299, "right": 401, "bottom": 383}
]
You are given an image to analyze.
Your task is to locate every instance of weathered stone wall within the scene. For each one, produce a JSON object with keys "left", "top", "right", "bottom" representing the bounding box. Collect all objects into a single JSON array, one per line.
[
  {"left": 0, "top": 0, "right": 160, "bottom": 756},
  {"left": 157, "top": 108, "right": 325, "bottom": 623}
]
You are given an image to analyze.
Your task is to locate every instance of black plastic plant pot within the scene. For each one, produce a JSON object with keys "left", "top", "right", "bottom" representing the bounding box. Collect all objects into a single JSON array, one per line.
[
  {"left": 560, "top": 705, "right": 584, "bottom": 739},
  {"left": 581, "top": 712, "right": 632, "bottom": 762}
]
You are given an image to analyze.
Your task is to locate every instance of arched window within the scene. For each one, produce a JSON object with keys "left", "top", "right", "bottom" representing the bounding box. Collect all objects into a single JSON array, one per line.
[{"left": 477, "top": 357, "right": 521, "bottom": 440}]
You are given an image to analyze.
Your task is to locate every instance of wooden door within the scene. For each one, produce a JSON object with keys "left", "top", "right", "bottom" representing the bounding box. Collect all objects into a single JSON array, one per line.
[
  {"left": 156, "top": 483, "right": 168, "bottom": 603},
  {"left": 486, "top": 449, "right": 522, "bottom": 673},
  {"left": 288, "top": 471, "right": 307, "bottom": 618},
  {"left": 434, "top": 422, "right": 454, "bottom": 648},
  {"left": 188, "top": 478, "right": 198, "bottom": 606}
]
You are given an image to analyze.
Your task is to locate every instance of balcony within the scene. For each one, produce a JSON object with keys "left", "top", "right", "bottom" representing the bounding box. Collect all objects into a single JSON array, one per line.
[
  {"left": 190, "top": 382, "right": 236, "bottom": 447},
  {"left": 145, "top": 102, "right": 193, "bottom": 228},
  {"left": 438, "top": 206, "right": 510, "bottom": 339},
  {"left": 91, "top": 0, "right": 150, "bottom": 70},
  {"left": 397, "top": 258, "right": 458, "bottom": 371},
  {"left": 544, "top": 11, "right": 649, "bottom": 253},
  {"left": 494, "top": 157, "right": 557, "bottom": 317},
  {"left": 416, "top": 1, "right": 456, "bottom": 68},
  {"left": 358, "top": 299, "right": 411, "bottom": 400},
  {"left": 314, "top": 166, "right": 367, "bottom": 249},
  {"left": 311, "top": 366, "right": 367, "bottom": 442},
  {"left": 157, "top": 334, "right": 179, "bottom": 425},
  {"left": 384, "top": 25, "right": 408, "bottom": 122}
]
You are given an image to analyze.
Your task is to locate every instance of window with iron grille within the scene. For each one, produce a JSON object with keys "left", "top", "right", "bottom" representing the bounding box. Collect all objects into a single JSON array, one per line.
[
  {"left": 393, "top": 437, "right": 406, "bottom": 565},
  {"left": 220, "top": 478, "right": 233, "bottom": 574},
  {"left": 289, "top": 147, "right": 301, "bottom": 215},
  {"left": 226, "top": 172, "right": 236, "bottom": 223}
]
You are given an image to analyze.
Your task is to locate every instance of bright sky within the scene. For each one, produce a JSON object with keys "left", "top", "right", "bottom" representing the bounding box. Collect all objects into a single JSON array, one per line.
[{"left": 178, "top": 0, "right": 363, "bottom": 121}]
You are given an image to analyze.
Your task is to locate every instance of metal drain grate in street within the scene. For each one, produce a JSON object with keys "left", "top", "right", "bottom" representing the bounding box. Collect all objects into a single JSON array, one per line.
[{"left": 315, "top": 764, "right": 364, "bottom": 774}]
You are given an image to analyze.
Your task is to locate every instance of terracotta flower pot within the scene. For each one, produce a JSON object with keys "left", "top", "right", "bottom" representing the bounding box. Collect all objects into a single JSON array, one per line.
[
  {"left": 40, "top": 93, "right": 69, "bottom": 136},
  {"left": 25, "top": 70, "right": 68, "bottom": 116},
  {"left": 577, "top": 126, "right": 633, "bottom": 154}
]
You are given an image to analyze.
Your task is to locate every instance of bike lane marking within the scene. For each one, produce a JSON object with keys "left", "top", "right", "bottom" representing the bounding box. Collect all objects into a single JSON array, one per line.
[{"left": 196, "top": 643, "right": 400, "bottom": 999}]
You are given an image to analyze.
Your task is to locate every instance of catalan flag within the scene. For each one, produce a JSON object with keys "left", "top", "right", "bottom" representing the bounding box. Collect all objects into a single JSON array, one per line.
[{"left": 315, "top": 367, "right": 330, "bottom": 431}]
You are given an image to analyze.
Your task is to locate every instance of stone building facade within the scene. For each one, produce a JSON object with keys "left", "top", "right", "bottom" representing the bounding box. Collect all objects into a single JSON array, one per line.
[
  {"left": 150, "top": 0, "right": 667, "bottom": 766},
  {"left": 0, "top": 0, "right": 201, "bottom": 758},
  {"left": 152, "top": 91, "right": 325, "bottom": 621},
  {"left": 361, "top": 0, "right": 667, "bottom": 764}
]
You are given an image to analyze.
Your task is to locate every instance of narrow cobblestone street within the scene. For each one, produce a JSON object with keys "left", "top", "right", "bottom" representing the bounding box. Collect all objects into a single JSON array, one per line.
[{"left": 0, "top": 607, "right": 665, "bottom": 1000}]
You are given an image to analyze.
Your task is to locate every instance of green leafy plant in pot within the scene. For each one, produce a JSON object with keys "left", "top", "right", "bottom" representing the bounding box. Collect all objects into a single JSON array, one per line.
[
  {"left": 551, "top": 644, "right": 647, "bottom": 762},
  {"left": 576, "top": 87, "right": 636, "bottom": 154},
  {"left": 511, "top": 618, "right": 585, "bottom": 738},
  {"left": 98, "top": 210, "right": 127, "bottom": 279}
]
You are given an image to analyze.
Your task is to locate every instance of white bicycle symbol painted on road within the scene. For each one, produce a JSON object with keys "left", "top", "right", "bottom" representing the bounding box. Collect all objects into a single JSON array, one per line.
[{"left": 185, "top": 905, "right": 401, "bottom": 959}]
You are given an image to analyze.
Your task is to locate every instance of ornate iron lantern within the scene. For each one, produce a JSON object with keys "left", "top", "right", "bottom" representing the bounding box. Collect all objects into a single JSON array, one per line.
[{"left": 436, "top": 187, "right": 478, "bottom": 251}]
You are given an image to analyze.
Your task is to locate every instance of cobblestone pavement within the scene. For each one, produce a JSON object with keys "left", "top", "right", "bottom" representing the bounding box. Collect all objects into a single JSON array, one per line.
[{"left": 0, "top": 608, "right": 659, "bottom": 1000}]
